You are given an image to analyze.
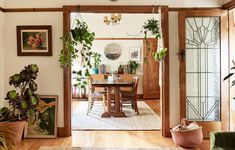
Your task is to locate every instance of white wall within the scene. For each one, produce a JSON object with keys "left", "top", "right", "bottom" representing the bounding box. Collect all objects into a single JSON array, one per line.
[
  {"left": 169, "top": 12, "right": 180, "bottom": 127},
  {"left": 4, "top": 0, "right": 222, "bottom": 8},
  {"left": 92, "top": 40, "right": 144, "bottom": 72},
  {"left": 0, "top": 11, "right": 4, "bottom": 107},
  {"left": 4, "top": 12, "right": 64, "bottom": 127},
  {"left": 1, "top": 1, "right": 223, "bottom": 129}
]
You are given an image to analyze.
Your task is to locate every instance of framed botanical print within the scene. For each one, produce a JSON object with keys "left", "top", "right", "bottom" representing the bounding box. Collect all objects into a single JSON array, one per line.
[
  {"left": 17, "top": 25, "right": 52, "bottom": 56},
  {"left": 24, "top": 95, "right": 58, "bottom": 138}
]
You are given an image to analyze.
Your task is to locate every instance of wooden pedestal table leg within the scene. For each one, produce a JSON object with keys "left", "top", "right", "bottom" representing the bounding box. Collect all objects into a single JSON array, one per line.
[
  {"left": 101, "top": 87, "right": 111, "bottom": 117},
  {"left": 114, "top": 87, "right": 126, "bottom": 117}
]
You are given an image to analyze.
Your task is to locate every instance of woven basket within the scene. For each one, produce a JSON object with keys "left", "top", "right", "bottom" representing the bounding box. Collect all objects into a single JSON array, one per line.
[{"left": 170, "top": 126, "right": 203, "bottom": 148}]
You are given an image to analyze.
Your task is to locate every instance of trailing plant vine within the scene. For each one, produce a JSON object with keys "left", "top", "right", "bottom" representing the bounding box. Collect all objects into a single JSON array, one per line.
[
  {"left": 142, "top": 18, "right": 167, "bottom": 61},
  {"left": 59, "top": 19, "right": 95, "bottom": 89}
]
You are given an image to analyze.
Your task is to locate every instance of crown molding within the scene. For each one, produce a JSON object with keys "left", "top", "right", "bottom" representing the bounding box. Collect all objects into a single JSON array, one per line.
[
  {"left": 0, "top": 7, "right": 5, "bottom": 12},
  {"left": 0, "top": 6, "right": 222, "bottom": 13},
  {"left": 222, "top": 0, "right": 235, "bottom": 10}
]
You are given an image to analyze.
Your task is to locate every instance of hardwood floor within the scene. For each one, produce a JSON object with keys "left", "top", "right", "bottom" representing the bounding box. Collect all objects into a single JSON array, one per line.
[
  {"left": 144, "top": 99, "right": 161, "bottom": 116},
  {"left": 16, "top": 131, "right": 210, "bottom": 150},
  {"left": 15, "top": 99, "right": 210, "bottom": 149}
]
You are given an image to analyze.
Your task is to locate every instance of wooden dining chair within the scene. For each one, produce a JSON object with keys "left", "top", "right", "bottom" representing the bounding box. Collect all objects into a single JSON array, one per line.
[
  {"left": 87, "top": 76, "right": 106, "bottom": 115},
  {"left": 120, "top": 76, "right": 139, "bottom": 115}
]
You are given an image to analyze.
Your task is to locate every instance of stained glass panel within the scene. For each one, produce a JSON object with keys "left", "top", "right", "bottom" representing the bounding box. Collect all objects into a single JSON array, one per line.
[{"left": 185, "top": 17, "right": 220, "bottom": 121}]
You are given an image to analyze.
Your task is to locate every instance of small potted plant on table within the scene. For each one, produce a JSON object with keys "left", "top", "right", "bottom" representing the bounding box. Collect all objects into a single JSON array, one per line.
[
  {"left": 128, "top": 60, "right": 140, "bottom": 74},
  {"left": 0, "top": 64, "right": 39, "bottom": 145}
]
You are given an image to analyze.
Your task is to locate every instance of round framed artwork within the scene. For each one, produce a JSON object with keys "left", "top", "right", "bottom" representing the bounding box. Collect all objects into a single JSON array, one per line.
[{"left": 104, "top": 43, "right": 122, "bottom": 60}]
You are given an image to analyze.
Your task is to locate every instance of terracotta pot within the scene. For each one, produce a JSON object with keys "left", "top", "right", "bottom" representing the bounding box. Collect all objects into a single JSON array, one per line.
[
  {"left": 170, "top": 127, "right": 203, "bottom": 148},
  {"left": 0, "top": 121, "right": 25, "bottom": 144}
]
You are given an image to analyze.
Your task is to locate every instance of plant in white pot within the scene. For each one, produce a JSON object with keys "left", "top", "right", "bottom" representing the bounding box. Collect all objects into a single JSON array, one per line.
[{"left": 0, "top": 64, "right": 40, "bottom": 145}]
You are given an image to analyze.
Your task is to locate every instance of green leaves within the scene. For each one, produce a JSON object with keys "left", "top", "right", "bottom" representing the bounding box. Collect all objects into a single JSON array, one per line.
[
  {"left": 92, "top": 52, "right": 101, "bottom": 68},
  {"left": 3, "top": 64, "right": 39, "bottom": 122},
  {"left": 6, "top": 90, "right": 18, "bottom": 100},
  {"left": 143, "top": 18, "right": 161, "bottom": 39},
  {"left": 142, "top": 18, "right": 166, "bottom": 62},
  {"left": 128, "top": 60, "right": 140, "bottom": 74},
  {"left": 59, "top": 19, "right": 95, "bottom": 68},
  {"left": 152, "top": 48, "right": 167, "bottom": 61}
]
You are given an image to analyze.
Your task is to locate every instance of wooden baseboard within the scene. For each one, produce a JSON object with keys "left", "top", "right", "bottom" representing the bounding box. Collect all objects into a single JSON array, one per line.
[
  {"left": 137, "top": 94, "right": 143, "bottom": 99},
  {"left": 57, "top": 127, "right": 66, "bottom": 137}
]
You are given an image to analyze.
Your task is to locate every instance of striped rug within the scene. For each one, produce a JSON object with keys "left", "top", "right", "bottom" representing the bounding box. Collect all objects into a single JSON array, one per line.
[{"left": 72, "top": 101, "right": 161, "bottom": 130}]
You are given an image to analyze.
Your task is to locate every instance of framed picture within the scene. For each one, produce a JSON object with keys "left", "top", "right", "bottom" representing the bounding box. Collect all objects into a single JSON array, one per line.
[
  {"left": 17, "top": 25, "right": 52, "bottom": 56},
  {"left": 24, "top": 95, "right": 58, "bottom": 138},
  {"left": 129, "top": 47, "right": 141, "bottom": 61}
]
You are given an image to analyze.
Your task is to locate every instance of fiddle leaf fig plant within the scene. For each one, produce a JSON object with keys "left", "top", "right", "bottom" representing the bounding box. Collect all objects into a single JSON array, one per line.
[
  {"left": 0, "top": 64, "right": 39, "bottom": 122},
  {"left": 142, "top": 18, "right": 167, "bottom": 61}
]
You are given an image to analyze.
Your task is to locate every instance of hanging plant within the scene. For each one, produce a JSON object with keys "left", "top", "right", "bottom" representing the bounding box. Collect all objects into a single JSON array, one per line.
[
  {"left": 142, "top": 18, "right": 167, "bottom": 61},
  {"left": 59, "top": 19, "right": 95, "bottom": 89}
]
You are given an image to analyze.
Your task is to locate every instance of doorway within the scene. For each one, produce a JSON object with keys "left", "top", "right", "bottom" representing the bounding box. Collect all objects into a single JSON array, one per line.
[
  {"left": 62, "top": 5, "right": 170, "bottom": 137},
  {"left": 179, "top": 9, "right": 229, "bottom": 138}
]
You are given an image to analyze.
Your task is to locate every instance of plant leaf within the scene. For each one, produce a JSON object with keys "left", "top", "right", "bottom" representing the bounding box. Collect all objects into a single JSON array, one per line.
[{"left": 223, "top": 73, "right": 234, "bottom": 81}]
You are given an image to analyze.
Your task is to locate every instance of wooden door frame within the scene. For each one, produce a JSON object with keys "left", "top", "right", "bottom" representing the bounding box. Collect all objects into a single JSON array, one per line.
[
  {"left": 178, "top": 9, "right": 230, "bottom": 131},
  {"left": 60, "top": 5, "right": 170, "bottom": 137}
]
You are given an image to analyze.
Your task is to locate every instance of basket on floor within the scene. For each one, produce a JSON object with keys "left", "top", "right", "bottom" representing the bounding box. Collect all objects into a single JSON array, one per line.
[{"left": 170, "top": 126, "right": 203, "bottom": 148}]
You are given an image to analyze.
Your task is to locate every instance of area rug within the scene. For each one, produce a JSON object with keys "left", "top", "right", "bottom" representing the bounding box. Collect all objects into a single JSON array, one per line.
[
  {"left": 39, "top": 147, "right": 183, "bottom": 150},
  {"left": 72, "top": 101, "right": 161, "bottom": 130}
]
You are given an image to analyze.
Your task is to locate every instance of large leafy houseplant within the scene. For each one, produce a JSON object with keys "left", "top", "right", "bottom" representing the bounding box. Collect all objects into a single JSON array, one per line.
[
  {"left": 142, "top": 18, "right": 167, "bottom": 61},
  {"left": 0, "top": 64, "right": 39, "bottom": 145},
  {"left": 0, "top": 64, "right": 39, "bottom": 122}
]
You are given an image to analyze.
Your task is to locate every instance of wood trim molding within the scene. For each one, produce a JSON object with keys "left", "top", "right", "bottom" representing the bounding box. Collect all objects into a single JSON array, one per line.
[
  {"left": 0, "top": 7, "right": 4, "bottom": 12},
  {"left": 65, "top": 5, "right": 163, "bottom": 13},
  {"left": 161, "top": 6, "right": 170, "bottom": 137},
  {"left": 61, "top": 5, "right": 170, "bottom": 137},
  {"left": 169, "top": 7, "right": 221, "bottom": 11},
  {"left": 178, "top": 11, "right": 186, "bottom": 120},
  {"left": 61, "top": 6, "right": 72, "bottom": 137},
  {"left": 222, "top": 0, "right": 235, "bottom": 10},
  {"left": 4, "top": 7, "right": 62, "bottom": 12},
  {"left": 179, "top": 9, "right": 230, "bottom": 132},
  {"left": 57, "top": 127, "right": 66, "bottom": 137},
  {"left": 0, "top": 6, "right": 223, "bottom": 13}
]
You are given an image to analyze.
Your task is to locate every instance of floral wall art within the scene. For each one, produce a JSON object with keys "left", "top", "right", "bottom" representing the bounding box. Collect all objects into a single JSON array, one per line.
[{"left": 17, "top": 25, "right": 52, "bottom": 56}]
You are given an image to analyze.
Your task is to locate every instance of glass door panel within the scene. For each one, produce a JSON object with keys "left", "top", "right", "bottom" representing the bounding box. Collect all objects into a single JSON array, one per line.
[{"left": 185, "top": 17, "right": 221, "bottom": 121}]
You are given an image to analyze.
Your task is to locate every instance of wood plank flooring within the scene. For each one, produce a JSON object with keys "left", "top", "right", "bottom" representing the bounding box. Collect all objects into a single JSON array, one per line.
[
  {"left": 16, "top": 131, "right": 210, "bottom": 150},
  {"left": 15, "top": 99, "right": 210, "bottom": 150}
]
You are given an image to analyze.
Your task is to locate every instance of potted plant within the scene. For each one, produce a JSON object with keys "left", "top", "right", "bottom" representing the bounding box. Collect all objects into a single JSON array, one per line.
[
  {"left": 92, "top": 52, "right": 101, "bottom": 74},
  {"left": 59, "top": 19, "right": 95, "bottom": 99},
  {"left": 0, "top": 64, "right": 39, "bottom": 145},
  {"left": 142, "top": 18, "right": 167, "bottom": 61},
  {"left": 128, "top": 60, "right": 140, "bottom": 74}
]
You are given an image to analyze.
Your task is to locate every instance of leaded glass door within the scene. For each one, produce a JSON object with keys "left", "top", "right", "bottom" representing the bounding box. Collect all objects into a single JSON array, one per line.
[
  {"left": 186, "top": 17, "right": 220, "bottom": 121},
  {"left": 179, "top": 10, "right": 229, "bottom": 137}
]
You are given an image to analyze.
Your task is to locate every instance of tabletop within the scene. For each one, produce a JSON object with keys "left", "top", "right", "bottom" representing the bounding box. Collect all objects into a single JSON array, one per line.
[{"left": 92, "top": 79, "right": 133, "bottom": 87}]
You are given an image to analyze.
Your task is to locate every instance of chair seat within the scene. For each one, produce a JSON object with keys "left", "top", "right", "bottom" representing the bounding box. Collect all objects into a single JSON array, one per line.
[
  {"left": 120, "top": 91, "right": 135, "bottom": 97},
  {"left": 90, "top": 92, "right": 104, "bottom": 98}
]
